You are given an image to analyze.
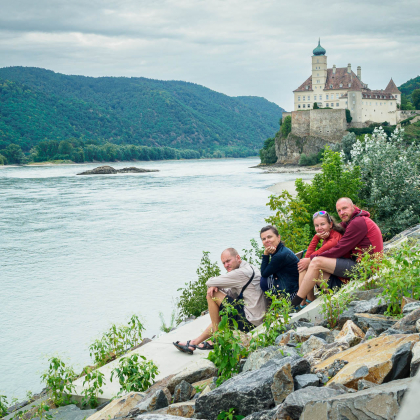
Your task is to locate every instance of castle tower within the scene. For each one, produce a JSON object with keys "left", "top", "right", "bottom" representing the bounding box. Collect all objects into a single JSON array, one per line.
[{"left": 312, "top": 39, "right": 327, "bottom": 90}]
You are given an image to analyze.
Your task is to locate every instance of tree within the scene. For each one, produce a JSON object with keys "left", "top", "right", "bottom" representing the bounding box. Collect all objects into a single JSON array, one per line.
[
  {"left": 401, "top": 94, "right": 415, "bottom": 110},
  {"left": 345, "top": 109, "right": 352, "bottom": 123},
  {"left": 280, "top": 116, "right": 292, "bottom": 137},
  {"left": 0, "top": 153, "right": 7, "bottom": 165},
  {"left": 412, "top": 89, "right": 420, "bottom": 110},
  {"left": 2, "top": 144, "right": 25, "bottom": 164},
  {"left": 58, "top": 140, "right": 74, "bottom": 156},
  {"left": 313, "top": 102, "right": 319, "bottom": 109}
]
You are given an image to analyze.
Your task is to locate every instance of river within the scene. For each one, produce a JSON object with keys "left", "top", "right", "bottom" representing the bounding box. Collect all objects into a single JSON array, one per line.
[{"left": 0, "top": 158, "right": 312, "bottom": 401}]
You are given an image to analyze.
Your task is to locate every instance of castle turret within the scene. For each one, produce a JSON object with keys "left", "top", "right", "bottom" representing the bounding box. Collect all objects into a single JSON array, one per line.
[
  {"left": 357, "top": 66, "right": 362, "bottom": 81},
  {"left": 347, "top": 63, "right": 351, "bottom": 74},
  {"left": 312, "top": 39, "right": 327, "bottom": 89}
]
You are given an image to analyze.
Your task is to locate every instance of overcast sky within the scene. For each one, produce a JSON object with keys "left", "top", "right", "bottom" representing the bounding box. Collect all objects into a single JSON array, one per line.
[{"left": 1, "top": 0, "right": 419, "bottom": 110}]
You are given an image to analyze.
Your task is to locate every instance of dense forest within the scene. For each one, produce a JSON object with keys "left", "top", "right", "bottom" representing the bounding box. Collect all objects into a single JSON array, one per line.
[{"left": 0, "top": 67, "right": 284, "bottom": 164}]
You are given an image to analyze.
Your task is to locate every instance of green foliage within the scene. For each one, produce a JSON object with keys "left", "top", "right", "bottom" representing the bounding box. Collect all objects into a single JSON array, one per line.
[
  {"left": 0, "top": 153, "right": 6, "bottom": 165},
  {"left": 81, "top": 370, "right": 105, "bottom": 408},
  {"left": 89, "top": 314, "right": 144, "bottom": 366},
  {"left": 40, "top": 357, "right": 75, "bottom": 406},
  {"left": 280, "top": 116, "right": 291, "bottom": 138},
  {"left": 298, "top": 147, "right": 325, "bottom": 166},
  {"left": 347, "top": 126, "right": 396, "bottom": 137},
  {"left": 217, "top": 408, "right": 245, "bottom": 420},
  {"left": 208, "top": 302, "right": 248, "bottom": 386},
  {"left": 1, "top": 143, "right": 25, "bottom": 164},
  {"left": 379, "top": 241, "right": 420, "bottom": 315},
  {"left": 250, "top": 292, "right": 292, "bottom": 349},
  {"left": 412, "top": 89, "right": 420, "bottom": 110},
  {"left": 399, "top": 76, "right": 420, "bottom": 98},
  {"left": 177, "top": 251, "right": 221, "bottom": 322},
  {"left": 318, "top": 278, "right": 352, "bottom": 328},
  {"left": 111, "top": 354, "right": 159, "bottom": 395},
  {"left": 259, "top": 137, "right": 277, "bottom": 165},
  {"left": 333, "top": 132, "right": 357, "bottom": 162},
  {"left": 0, "top": 68, "right": 283, "bottom": 154},
  {"left": 350, "top": 127, "right": 420, "bottom": 239},
  {"left": 313, "top": 103, "right": 319, "bottom": 109},
  {"left": 0, "top": 394, "right": 8, "bottom": 418},
  {"left": 241, "top": 239, "right": 264, "bottom": 266},
  {"left": 265, "top": 190, "right": 311, "bottom": 253},
  {"left": 345, "top": 109, "right": 352, "bottom": 123},
  {"left": 159, "top": 310, "right": 177, "bottom": 333},
  {"left": 401, "top": 94, "right": 415, "bottom": 110},
  {"left": 346, "top": 247, "right": 383, "bottom": 290}
]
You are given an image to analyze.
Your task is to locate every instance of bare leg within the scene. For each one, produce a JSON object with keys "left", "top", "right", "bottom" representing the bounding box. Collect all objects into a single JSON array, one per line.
[
  {"left": 298, "top": 270, "right": 307, "bottom": 305},
  {"left": 177, "top": 290, "right": 226, "bottom": 350}
]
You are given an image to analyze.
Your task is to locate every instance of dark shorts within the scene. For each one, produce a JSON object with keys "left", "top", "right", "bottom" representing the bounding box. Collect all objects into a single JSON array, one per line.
[
  {"left": 333, "top": 258, "right": 357, "bottom": 278},
  {"left": 327, "top": 275, "right": 344, "bottom": 290},
  {"left": 219, "top": 295, "right": 254, "bottom": 332}
]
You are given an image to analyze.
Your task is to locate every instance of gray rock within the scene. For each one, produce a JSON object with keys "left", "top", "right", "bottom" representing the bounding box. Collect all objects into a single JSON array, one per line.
[
  {"left": 281, "top": 386, "right": 346, "bottom": 420},
  {"left": 383, "top": 224, "right": 420, "bottom": 253},
  {"left": 392, "top": 308, "right": 420, "bottom": 334},
  {"left": 361, "top": 327, "right": 377, "bottom": 343},
  {"left": 387, "top": 342, "right": 414, "bottom": 382},
  {"left": 261, "top": 355, "right": 311, "bottom": 377},
  {"left": 294, "top": 374, "right": 320, "bottom": 390},
  {"left": 284, "top": 320, "right": 315, "bottom": 331},
  {"left": 131, "top": 390, "right": 169, "bottom": 415},
  {"left": 317, "top": 359, "right": 349, "bottom": 380},
  {"left": 397, "top": 367, "right": 420, "bottom": 420},
  {"left": 352, "top": 313, "right": 396, "bottom": 334},
  {"left": 271, "top": 363, "right": 294, "bottom": 405},
  {"left": 352, "top": 288, "right": 384, "bottom": 302},
  {"left": 402, "top": 302, "right": 420, "bottom": 315},
  {"left": 301, "top": 377, "right": 412, "bottom": 420},
  {"left": 77, "top": 165, "right": 158, "bottom": 175},
  {"left": 416, "top": 319, "right": 420, "bottom": 333},
  {"left": 242, "top": 346, "right": 284, "bottom": 372},
  {"left": 304, "top": 341, "right": 350, "bottom": 366},
  {"left": 295, "top": 326, "right": 334, "bottom": 344},
  {"left": 242, "top": 408, "right": 277, "bottom": 420},
  {"left": 358, "top": 379, "right": 378, "bottom": 390},
  {"left": 32, "top": 404, "right": 96, "bottom": 420},
  {"left": 301, "top": 336, "right": 327, "bottom": 355},
  {"left": 136, "top": 415, "right": 188, "bottom": 420},
  {"left": 195, "top": 358, "right": 301, "bottom": 420},
  {"left": 380, "top": 328, "right": 406, "bottom": 336},
  {"left": 173, "top": 380, "right": 195, "bottom": 403},
  {"left": 167, "top": 359, "right": 218, "bottom": 393},
  {"left": 410, "top": 341, "right": 420, "bottom": 377}
]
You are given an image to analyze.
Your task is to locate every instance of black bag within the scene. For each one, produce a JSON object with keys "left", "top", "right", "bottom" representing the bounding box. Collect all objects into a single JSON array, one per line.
[{"left": 232, "top": 267, "right": 255, "bottom": 302}]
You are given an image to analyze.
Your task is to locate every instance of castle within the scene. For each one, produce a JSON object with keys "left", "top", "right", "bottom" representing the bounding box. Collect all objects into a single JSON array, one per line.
[{"left": 293, "top": 40, "right": 401, "bottom": 125}]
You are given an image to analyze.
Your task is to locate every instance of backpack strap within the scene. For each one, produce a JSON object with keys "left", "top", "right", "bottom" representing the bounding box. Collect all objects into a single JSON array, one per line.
[{"left": 235, "top": 267, "right": 255, "bottom": 301}]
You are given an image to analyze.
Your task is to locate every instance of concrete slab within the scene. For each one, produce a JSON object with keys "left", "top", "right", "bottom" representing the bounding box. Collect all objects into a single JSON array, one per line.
[{"left": 72, "top": 314, "right": 212, "bottom": 400}]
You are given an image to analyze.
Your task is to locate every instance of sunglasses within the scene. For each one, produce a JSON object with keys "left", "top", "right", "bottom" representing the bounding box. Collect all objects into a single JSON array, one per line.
[{"left": 313, "top": 211, "right": 331, "bottom": 221}]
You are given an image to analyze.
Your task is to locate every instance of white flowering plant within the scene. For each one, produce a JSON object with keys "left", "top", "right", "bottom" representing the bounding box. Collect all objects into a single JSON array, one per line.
[{"left": 350, "top": 127, "right": 420, "bottom": 239}]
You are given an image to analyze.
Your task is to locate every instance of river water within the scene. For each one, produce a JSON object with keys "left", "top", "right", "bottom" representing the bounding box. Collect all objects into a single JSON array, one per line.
[{"left": 0, "top": 158, "right": 310, "bottom": 401}]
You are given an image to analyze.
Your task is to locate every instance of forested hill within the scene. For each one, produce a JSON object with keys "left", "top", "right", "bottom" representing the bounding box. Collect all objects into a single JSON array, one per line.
[{"left": 0, "top": 66, "right": 284, "bottom": 154}]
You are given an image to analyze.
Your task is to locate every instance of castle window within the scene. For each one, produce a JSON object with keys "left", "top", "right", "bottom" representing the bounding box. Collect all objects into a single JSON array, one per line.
[
  {"left": 317, "top": 73, "right": 319, "bottom": 76},
  {"left": 336, "top": 94, "right": 339, "bottom": 99},
  {"left": 336, "top": 103, "right": 339, "bottom": 107},
  {"left": 303, "top": 104, "right": 306, "bottom": 108},
  {"left": 308, "top": 95, "right": 311, "bottom": 100},
  {"left": 314, "top": 95, "right": 317, "bottom": 100},
  {"left": 348, "top": 83, "right": 351, "bottom": 87},
  {"left": 352, "top": 93, "right": 355, "bottom": 97},
  {"left": 317, "top": 80, "right": 320, "bottom": 84},
  {"left": 326, "top": 103, "right": 329, "bottom": 107},
  {"left": 298, "top": 96, "right": 301, "bottom": 101},
  {"left": 340, "top": 83, "right": 343, "bottom": 87},
  {"left": 303, "top": 96, "right": 306, "bottom": 101},
  {"left": 330, "top": 84, "right": 333, "bottom": 88},
  {"left": 306, "top": 86, "right": 309, "bottom": 90},
  {"left": 331, "top": 103, "right": 334, "bottom": 107},
  {"left": 326, "top": 94, "right": 329, "bottom": 100},
  {"left": 319, "top": 95, "right": 322, "bottom": 100},
  {"left": 298, "top": 105, "right": 301, "bottom": 108}
]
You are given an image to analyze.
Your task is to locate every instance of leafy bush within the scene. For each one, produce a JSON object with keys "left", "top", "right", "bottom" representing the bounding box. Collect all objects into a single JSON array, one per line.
[
  {"left": 333, "top": 132, "right": 357, "bottom": 162},
  {"left": 250, "top": 292, "right": 292, "bottom": 349},
  {"left": 280, "top": 116, "right": 291, "bottom": 138},
  {"left": 350, "top": 127, "right": 420, "bottom": 239},
  {"left": 208, "top": 301, "right": 249, "bottom": 386},
  {"left": 0, "top": 154, "right": 6, "bottom": 165},
  {"left": 241, "top": 239, "right": 264, "bottom": 266},
  {"left": 313, "top": 103, "right": 319, "bottom": 109},
  {"left": 298, "top": 147, "right": 325, "bottom": 166},
  {"left": 177, "top": 251, "right": 221, "bottom": 322},
  {"left": 0, "top": 394, "right": 8, "bottom": 418},
  {"left": 89, "top": 314, "right": 144, "bottom": 366},
  {"left": 379, "top": 241, "right": 420, "bottom": 315},
  {"left": 40, "top": 357, "right": 76, "bottom": 406},
  {"left": 345, "top": 109, "right": 352, "bottom": 123},
  {"left": 111, "top": 354, "right": 159, "bottom": 395},
  {"left": 81, "top": 370, "right": 105, "bottom": 408},
  {"left": 259, "top": 137, "right": 277, "bottom": 164},
  {"left": 346, "top": 247, "right": 383, "bottom": 290}
]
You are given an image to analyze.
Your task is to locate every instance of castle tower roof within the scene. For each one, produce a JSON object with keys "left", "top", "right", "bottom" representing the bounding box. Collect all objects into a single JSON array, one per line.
[
  {"left": 384, "top": 78, "right": 401, "bottom": 94},
  {"left": 313, "top": 39, "right": 326, "bottom": 56}
]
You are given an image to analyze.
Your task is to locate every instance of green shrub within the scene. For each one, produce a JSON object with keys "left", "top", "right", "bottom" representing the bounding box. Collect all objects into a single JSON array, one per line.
[
  {"left": 208, "top": 301, "right": 249, "bottom": 386},
  {"left": 111, "top": 354, "right": 159, "bottom": 395},
  {"left": 0, "top": 154, "right": 6, "bottom": 165},
  {"left": 345, "top": 109, "right": 352, "bottom": 123},
  {"left": 298, "top": 147, "right": 325, "bottom": 166},
  {"left": 313, "top": 103, "right": 319, "bottom": 109},
  {"left": 350, "top": 127, "right": 420, "bottom": 239},
  {"left": 40, "top": 357, "right": 76, "bottom": 406},
  {"left": 259, "top": 137, "right": 277, "bottom": 165},
  {"left": 280, "top": 116, "right": 291, "bottom": 138},
  {"left": 81, "top": 370, "right": 105, "bottom": 408},
  {"left": 0, "top": 394, "right": 8, "bottom": 418},
  {"left": 177, "top": 251, "right": 221, "bottom": 322}
]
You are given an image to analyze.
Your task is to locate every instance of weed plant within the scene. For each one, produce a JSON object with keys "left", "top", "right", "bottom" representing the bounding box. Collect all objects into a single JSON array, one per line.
[
  {"left": 241, "top": 239, "right": 264, "bottom": 266},
  {"left": 111, "top": 354, "right": 159, "bottom": 395},
  {"left": 208, "top": 301, "right": 249, "bottom": 386},
  {"left": 40, "top": 357, "right": 75, "bottom": 406},
  {"left": 0, "top": 395, "right": 8, "bottom": 418},
  {"left": 177, "top": 251, "right": 221, "bottom": 322},
  {"left": 81, "top": 369, "right": 105, "bottom": 408},
  {"left": 217, "top": 408, "right": 245, "bottom": 420},
  {"left": 159, "top": 310, "right": 177, "bottom": 333}
]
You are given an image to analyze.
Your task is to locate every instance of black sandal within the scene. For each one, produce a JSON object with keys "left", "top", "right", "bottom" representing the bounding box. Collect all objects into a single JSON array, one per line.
[
  {"left": 173, "top": 340, "right": 196, "bottom": 355},
  {"left": 196, "top": 341, "right": 214, "bottom": 350}
]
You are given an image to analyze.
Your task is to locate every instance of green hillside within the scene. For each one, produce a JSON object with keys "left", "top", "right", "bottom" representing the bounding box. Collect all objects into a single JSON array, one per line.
[
  {"left": 399, "top": 76, "right": 420, "bottom": 99},
  {"left": 0, "top": 67, "right": 284, "bottom": 155}
]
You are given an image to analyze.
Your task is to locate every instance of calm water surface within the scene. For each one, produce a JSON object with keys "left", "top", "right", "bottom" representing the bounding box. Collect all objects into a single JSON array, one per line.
[{"left": 0, "top": 158, "right": 311, "bottom": 400}]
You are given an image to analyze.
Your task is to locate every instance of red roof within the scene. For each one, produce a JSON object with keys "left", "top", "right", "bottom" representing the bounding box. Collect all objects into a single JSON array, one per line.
[{"left": 384, "top": 78, "right": 401, "bottom": 94}]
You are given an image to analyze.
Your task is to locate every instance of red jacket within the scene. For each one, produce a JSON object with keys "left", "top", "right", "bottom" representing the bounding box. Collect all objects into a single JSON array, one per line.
[
  {"left": 306, "top": 230, "right": 345, "bottom": 258},
  {"left": 317, "top": 207, "right": 383, "bottom": 260}
]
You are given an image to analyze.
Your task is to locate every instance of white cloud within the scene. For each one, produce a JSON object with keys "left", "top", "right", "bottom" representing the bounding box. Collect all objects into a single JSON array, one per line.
[{"left": 0, "top": 0, "right": 419, "bottom": 110}]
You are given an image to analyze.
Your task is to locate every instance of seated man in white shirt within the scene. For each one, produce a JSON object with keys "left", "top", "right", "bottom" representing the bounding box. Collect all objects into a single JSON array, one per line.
[{"left": 173, "top": 247, "right": 266, "bottom": 354}]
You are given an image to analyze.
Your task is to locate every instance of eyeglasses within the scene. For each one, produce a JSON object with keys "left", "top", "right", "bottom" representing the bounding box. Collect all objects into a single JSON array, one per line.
[{"left": 313, "top": 211, "right": 331, "bottom": 221}]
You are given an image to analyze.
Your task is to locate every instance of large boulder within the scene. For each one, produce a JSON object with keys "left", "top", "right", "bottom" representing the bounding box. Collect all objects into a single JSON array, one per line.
[
  {"left": 195, "top": 356, "right": 306, "bottom": 420},
  {"left": 86, "top": 392, "right": 144, "bottom": 420},
  {"left": 338, "top": 298, "right": 388, "bottom": 329},
  {"left": 295, "top": 326, "right": 333, "bottom": 343},
  {"left": 304, "top": 341, "right": 350, "bottom": 366},
  {"left": 39, "top": 405, "right": 96, "bottom": 420},
  {"left": 313, "top": 334, "right": 419, "bottom": 389},
  {"left": 242, "top": 408, "right": 277, "bottom": 420},
  {"left": 351, "top": 313, "right": 396, "bottom": 334},
  {"left": 136, "top": 415, "right": 188, "bottom": 420},
  {"left": 335, "top": 320, "right": 365, "bottom": 347},
  {"left": 301, "top": 336, "right": 327, "bottom": 355},
  {"left": 271, "top": 364, "right": 294, "bottom": 405},
  {"left": 352, "top": 288, "right": 384, "bottom": 302},
  {"left": 173, "top": 380, "right": 195, "bottom": 403},
  {"left": 279, "top": 386, "right": 346, "bottom": 420},
  {"left": 397, "top": 368, "right": 420, "bottom": 420},
  {"left": 166, "top": 401, "right": 195, "bottom": 418},
  {"left": 410, "top": 341, "right": 420, "bottom": 377},
  {"left": 402, "top": 301, "right": 420, "bottom": 315},
  {"left": 294, "top": 374, "right": 320, "bottom": 390},
  {"left": 167, "top": 359, "right": 218, "bottom": 393},
  {"left": 129, "top": 390, "right": 170, "bottom": 416},
  {"left": 392, "top": 308, "right": 420, "bottom": 333},
  {"left": 242, "top": 346, "right": 285, "bottom": 372},
  {"left": 300, "top": 377, "right": 412, "bottom": 420}
]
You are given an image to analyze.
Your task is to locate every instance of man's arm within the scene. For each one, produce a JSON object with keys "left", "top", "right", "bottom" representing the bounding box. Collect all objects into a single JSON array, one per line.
[
  {"left": 206, "top": 265, "right": 251, "bottom": 289},
  {"left": 317, "top": 218, "right": 367, "bottom": 259}
]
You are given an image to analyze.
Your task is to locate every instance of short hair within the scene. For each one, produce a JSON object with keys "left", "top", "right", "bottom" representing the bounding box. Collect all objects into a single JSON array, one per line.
[
  {"left": 337, "top": 197, "right": 354, "bottom": 205},
  {"left": 260, "top": 225, "right": 279, "bottom": 237},
  {"left": 223, "top": 248, "right": 239, "bottom": 257}
]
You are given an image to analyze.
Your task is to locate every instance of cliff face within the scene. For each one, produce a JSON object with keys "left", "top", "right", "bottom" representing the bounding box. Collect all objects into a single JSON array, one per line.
[{"left": 276, "top": 109, "right": 347, "bottom": 164}]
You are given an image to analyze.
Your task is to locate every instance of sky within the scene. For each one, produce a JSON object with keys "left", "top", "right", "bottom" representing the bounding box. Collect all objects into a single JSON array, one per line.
[{"left": 1, "top": 0, "right": 419, "bottom": 110}]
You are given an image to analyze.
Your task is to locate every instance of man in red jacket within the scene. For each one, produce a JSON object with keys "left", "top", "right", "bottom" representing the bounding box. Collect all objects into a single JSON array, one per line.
[{"left": 291, "top": 197, "right": 383, "bottom": 307}]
